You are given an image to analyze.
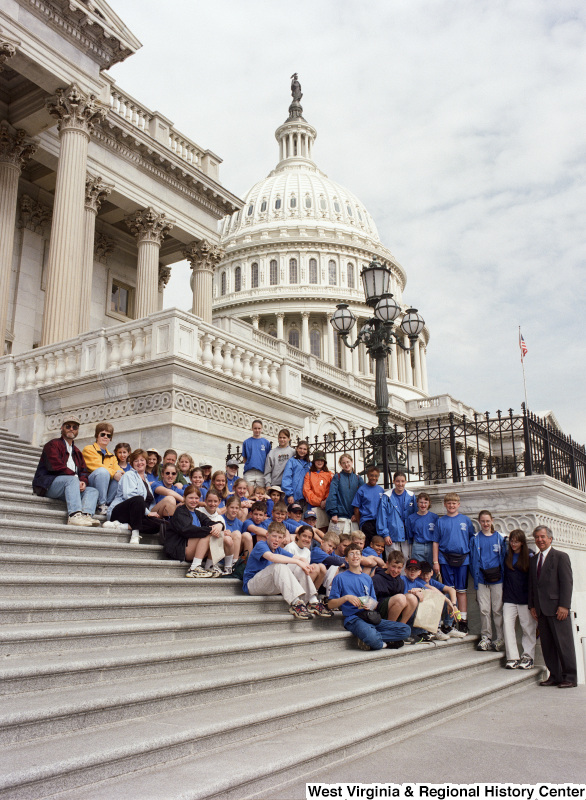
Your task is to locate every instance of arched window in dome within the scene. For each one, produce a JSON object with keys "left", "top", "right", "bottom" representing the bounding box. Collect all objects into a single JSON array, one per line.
[
  {"left": 269, "top": 259, "right": 278, "bottom": 286},
  {"left": 333, "top": 200, "right": 341, "bottom": 213},
  {"left": 247, "top": 204, "right": 254, "bottom": 217},
  {"left": 320, "top": 197, "right": 327, "bottom": 211},
  {"left": 328, "top": 260, "right": 337, "bottom": 286},
  {"left": 251, "top": 262, "right": 259, "bottom": 288},
  {"left": 310, "top": 329, "right": 321, "bottom": 358},
  {"left": 357, "top": 207, "right": 363, "bottom": 222},
  {"left": 234, "top": 266, "right": 241, "bottom": 292},
  {"left": 275, "top": 197, "right": 282, "bottom": 210},
  {"left": 346, "top": 204, "right": 353, "bottom": 216},
  {"left": 333, "top": 334, "right": 343, "bottom": 369},
  {"left": 220, "top": 271, "right": 227, "bottom": 296},
  {"left": 347, "top": 263, "right": 355, "bottom": 289},
  {"left": 289, "top": 328, "right": 300, "bottom": 349},
  {"left": 305, "top": 195, "right": 312, "bottom": 209},
  {"left": 260, "top": 199, "right": 267, "bottom": 212},
  {"left": 267, "top": 326, "right": 277, "bottom": 338},
  {"left": 290, "top": 196, "right": 297, "bottom": 208},
  {"left": 289, "top": 258, "right": 298, "bottom": 284},
  {"left": 309, "top": 258, "right": 318, "bottom": 285}
]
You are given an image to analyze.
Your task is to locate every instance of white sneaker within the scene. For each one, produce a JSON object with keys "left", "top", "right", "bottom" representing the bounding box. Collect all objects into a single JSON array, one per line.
[
  {"left": 433, "top": 629, "right": 450, "bottom": 641},
  {"left": 68, "top": 512, "right": 92, "bottom": 527},
  {"left": 129, "top": 530, "right": 140, "bottom": 544},
  {"left": 85, "top": 514, "right": 101, "bottom": 527},
  {"left": 102, "top": 521, "right": 118, "bottom": 528},
  {"left": 103, "top": 521, "right": 130, "bottom": 531},
  {"left": 447, "top": 627, "right": 467, "bottom": 639}
]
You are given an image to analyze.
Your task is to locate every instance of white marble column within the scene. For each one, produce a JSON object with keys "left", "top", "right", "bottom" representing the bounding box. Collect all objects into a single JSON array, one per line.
[
  {"left": 0, "top": 122, "right": 36, "bottom": 352},
  {"left": 276, "top": 311, "right": 284, "bottom": 340},
  {"left": 403, "top": 336, "right": 413, "bottom": 385},
  {"left": 42, "top": 85, "right": 106, "bottom": 345},
  {"left": 352, "top": 344, "right": 359, "bottom": 374},
  {"left": 326, "top": 314, "right": 335, "bottom": 365},
  {"left": 184, "top": 239, "right": 224, "bottom": 323},
  {"left": 443, "top": 447, "right": 453, "bottom": 483},
  {"left": 301, "top": 311, "right": 310, "bottom": 353},
  {"left": 80, "top": 175, "right": 112, "bottom": 333},
  {"left": 420, "top": 345, "right": 429, "bottom": 393},
  {"left": 390, "top": 341, "right": 398, "bottom": 381},
  {"left": 126, "top": 208, "right": 174, "bottom": 319},
  {"left": 158, "top": 264, "right": 171, "bottom": 310},
  {"left": 413, "top": 338, "right": 422, "bottom": 389}
]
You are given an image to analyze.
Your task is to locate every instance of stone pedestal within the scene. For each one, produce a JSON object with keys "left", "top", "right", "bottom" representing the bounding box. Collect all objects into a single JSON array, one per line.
[
  {"left": 0, "top": 123, "right": 36, "bottom": 352},
  {"left": 184, "top": 240, "right": 224, "bottom": 324},
  {"left": 80, "top": 176, "right": 111, "bottom": 333},
  {"left": 126, "top": 208, "right": 174, "bottom": 319},
  {"left": 42, "top": 85, "right": 106, "bottom": 345}
]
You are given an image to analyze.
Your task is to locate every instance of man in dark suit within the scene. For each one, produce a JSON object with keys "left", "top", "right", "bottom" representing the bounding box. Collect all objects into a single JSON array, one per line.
[{"left": 528, "top": 525, "right": 577, "bottom": 688}]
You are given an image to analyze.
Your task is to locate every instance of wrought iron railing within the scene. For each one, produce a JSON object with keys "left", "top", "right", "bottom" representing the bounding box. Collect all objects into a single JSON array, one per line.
[{"left": 226, "top": 405, "right": 586, "bottom": 493}]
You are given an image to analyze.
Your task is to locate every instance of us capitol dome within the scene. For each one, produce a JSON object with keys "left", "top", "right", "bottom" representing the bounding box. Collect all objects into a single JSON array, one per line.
[{"left": 212, "top": 76, "right": 429, "bottom": 400}]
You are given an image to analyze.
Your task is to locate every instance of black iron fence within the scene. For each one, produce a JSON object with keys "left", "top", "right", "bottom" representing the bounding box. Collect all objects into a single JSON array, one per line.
[{"left": 226, "top": 405, "right": 586, "bottom": 493}]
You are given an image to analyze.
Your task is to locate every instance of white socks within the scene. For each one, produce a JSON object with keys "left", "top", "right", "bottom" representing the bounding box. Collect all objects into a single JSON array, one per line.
[{"left": 224, "top": 555, "right": 234, "bottom": 568}]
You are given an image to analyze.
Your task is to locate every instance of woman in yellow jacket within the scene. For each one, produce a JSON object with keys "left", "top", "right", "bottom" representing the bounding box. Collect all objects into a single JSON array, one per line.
[
  {"left": 303, "top": 450, "right": 332, "bottom": 532},
  {"left": 82, "top": 422, "right": 124, "bottom": 514}
]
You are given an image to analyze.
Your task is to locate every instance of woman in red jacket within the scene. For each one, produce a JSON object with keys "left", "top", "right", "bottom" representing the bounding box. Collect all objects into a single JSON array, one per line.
[{"left": 303, "top": 450, "right": 332, "bottom": 532}]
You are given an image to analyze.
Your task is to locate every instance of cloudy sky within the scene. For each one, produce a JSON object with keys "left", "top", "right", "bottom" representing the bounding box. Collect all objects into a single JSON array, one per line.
[{"left": 109, "top": 0, "right": 586, "bottom": 441}]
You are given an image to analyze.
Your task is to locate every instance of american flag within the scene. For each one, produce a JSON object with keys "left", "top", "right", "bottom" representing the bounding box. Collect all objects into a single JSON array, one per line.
[{"left": 519, "top": 332, "right": 528, "bottom": 359}]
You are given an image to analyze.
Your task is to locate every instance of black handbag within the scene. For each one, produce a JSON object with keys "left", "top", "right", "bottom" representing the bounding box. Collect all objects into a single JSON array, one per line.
[
  {"left": 232, "top": 550, "right": 249, "bottom": 581},
  {"left": 481, "top": 565, "right": 501, "bottom": 584},
  {"left": 445, "top": 551, "right": 467, "bottom": 567},
  {"left": 356, "top": 609, "right": 382, "bottom": 626}
]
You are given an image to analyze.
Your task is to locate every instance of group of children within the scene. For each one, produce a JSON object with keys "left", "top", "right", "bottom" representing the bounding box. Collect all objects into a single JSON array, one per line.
[{"left": 80, "top": 419, "right": 537, "bottom": 669}]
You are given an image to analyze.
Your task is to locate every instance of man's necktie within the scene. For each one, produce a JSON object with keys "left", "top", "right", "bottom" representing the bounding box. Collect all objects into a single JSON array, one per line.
[{"left": 537, "top": 553, "right": 543, "bottom": 579}]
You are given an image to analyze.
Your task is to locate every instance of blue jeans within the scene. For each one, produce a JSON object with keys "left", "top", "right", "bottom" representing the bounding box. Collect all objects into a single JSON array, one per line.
[
  {"left": 46, "top": 475, "right": 99, "bottom": 515},
  {"left": 411, "top": 541, "right": 433, "bottom": 564},
  {"left": 88, "top": 468, "right": 119, "bottom": 505},
  {"left": 344, "top": 615, "right": 411, "bottom": 650}
]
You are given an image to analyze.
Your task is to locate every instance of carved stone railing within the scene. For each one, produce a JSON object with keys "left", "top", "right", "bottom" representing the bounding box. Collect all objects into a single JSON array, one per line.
[{"left": 406, "top": 394, "right": 480, "bottom": 420}]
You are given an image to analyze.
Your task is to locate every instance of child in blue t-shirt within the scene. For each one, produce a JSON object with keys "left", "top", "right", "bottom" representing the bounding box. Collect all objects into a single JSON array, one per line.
[
  {"left": 351, "top": 530, "right": 385, "bottom": 575},
  {"left": 243, "top": 522, "right": 331, "bottom": 618},
  {"left": 222, "top": 496, "right": 253, "bottom": 565},
  {"left": 310, "top": 530, "right": 347, "bottom": 599},
  {"left": 328, "top": 544, "right": 410, "bottom": 651},
  {"left": 351, "top": 466, "right": 384, "bottom": 545},
  {"left": 406, "top": 492, "right": 439, "bottom": 565},
  {"left": 362, "top": 535, "right": 385, "bottom": 561},
  {"left": 433, "top": 492, "right": 475, "bottom": 633},
  {"left": 241, "top": 501, "right": 271, "bottom": 542},
  {"left": 469, "top": 510, "right": 506, "bottom": 651},
  {"left": 376, "top": 471, "right": 416, "bottom": 559},
  {"left": 242, "top": 420, "right": 272, "bottom": 487}
]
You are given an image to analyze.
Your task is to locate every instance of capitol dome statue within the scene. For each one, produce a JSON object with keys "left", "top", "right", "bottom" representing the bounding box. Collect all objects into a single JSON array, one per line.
[{"left": 212, "top": 76, "right": 429, "bottom": 401}]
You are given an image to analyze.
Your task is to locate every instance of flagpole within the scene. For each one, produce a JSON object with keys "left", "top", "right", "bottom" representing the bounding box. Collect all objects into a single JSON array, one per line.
[{"left": 519, "top": 325, "right": 529, "bottom": 410}]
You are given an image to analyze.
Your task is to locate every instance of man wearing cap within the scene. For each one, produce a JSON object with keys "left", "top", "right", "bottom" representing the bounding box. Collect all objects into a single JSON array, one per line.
[
  {"left": 32, "top": 415, "right": 100, "bottom": 527},
  {"left": 225, "top": 458, "right": 239, "bottom": 493}
]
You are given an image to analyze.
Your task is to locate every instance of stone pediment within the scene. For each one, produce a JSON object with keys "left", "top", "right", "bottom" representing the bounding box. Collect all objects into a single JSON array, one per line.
[{"left": 25, "top": 0, "right": 142, "bottom": 69}]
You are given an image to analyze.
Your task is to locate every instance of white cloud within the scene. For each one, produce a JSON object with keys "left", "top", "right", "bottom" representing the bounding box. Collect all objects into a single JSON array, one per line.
[{"left": 110, "top": 0, "right": 586, "bottom": 440}]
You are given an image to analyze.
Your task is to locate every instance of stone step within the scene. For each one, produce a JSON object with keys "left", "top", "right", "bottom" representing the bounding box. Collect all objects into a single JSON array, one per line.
[
  {"left": 0, "top": 474, "right": 38, "bottom": 490},
  {"left": 0, "top": 456, "right": 39, "bottom": 471},
  {"left": 0, "top": 653, "right": 540, "bottom": 800},
  {"left": 0, "top": 518, "right": 130, "bottom": 544},
  {"left": 0, "top": 592, "right": 288, "bottom": 625},
  {"left": 0, "top": 491, "right": 70, "bottom": 518},
  {"left": 0, "top": 626, "right": 353, "bottom": 695},
  {"left": 0, "top": 431, "right": 40, "bottom": 449},
  {"left": 0, "top": 532, "right": 163, "bottom": 561},
  {"left": 0, "top": 574, "right": 246, "bottom": 599},
  {"left": 0, "top": 551, "right": 190, "bottom": 578},
  {"left": 0, "top": 641, "right": 483, "bottom": 747},
  {"left": 0, "top": 608, "right": 338, "bottom": 657}
]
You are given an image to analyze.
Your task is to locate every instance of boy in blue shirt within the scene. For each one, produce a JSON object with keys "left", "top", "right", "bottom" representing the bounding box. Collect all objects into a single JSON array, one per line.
[
  {"left": 242, "top": 420, "right": 271, "bottom": 488},
  {"left": 243, "top": 522, "right": 330, "bottom": 618},
  {"left": 351, "top": 466, "right": 384, "bottom": 545},
  {"left": 406, "top": 492, "right": 439, "bottom": 565},
  {"left": 376, "top": 471, "right": 416, "bottom": 560},
  {"left": 241, "top": 501, "right": 271, "bottom": 542},
  {"left": 432, "top": 492, "right": 475, "bottom": 633},
  {"left": 328, "top": 543, "right": 410, "bottom": 651},
  {"left": 363, "top": 535, "right": 385, "bottom": 560}
]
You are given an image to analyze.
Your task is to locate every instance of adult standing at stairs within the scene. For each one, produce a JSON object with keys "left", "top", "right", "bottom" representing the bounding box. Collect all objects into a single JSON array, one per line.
[{"left": 32, "top": 414, "right": 100, "bottom": 527}]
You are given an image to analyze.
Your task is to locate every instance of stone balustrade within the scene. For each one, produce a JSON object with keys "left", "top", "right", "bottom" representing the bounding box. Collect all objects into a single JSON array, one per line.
[
  {"left": 110, "top": 90, "right": 152, "bottom": 132},
  {"left": 406, "top": 394, "right": 481, "bottom": 419}
]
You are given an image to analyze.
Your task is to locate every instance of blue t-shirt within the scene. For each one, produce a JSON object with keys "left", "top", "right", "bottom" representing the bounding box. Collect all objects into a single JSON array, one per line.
[
  {"left": 280, "top": 517, "right": 300, "bottom": 534},
  {"left": 121, "top": 463, "right": 132, "bottom": 473},
  {"left": 435, "top": 514, "right": 474, "bottom": 566},
  {"left": 202, "top": 479, "right": 211, "bottom": 492},
  {"left": 243, "top": 541, "right": 292, "bottom": 593},
  {"left": 477, "top": 532, "right": 503, "bottom": 584},
  {"left": 266, "top": 498, "right": 274, "bottom": 518},
  {"left": 222, "top": 515, "right": 243, "bottom": 534},
  {"left": 362, "top": 546, "right": 380, "bottom": 559},
  {"left": 242, "top": 437, "right": 272, "bottom": 473},
  {"left": 151, "top": 479, "right": 184, "bottom": 497},
  {"left": 242, "top": 517, "right": 270, "bottom": 534},
  {"left": 351, "top": 483, "right": 384, "bottom": 522},
  {"left": 401, "top": 575, "right": 426, "bottom": 592},
  {"left": 425, "top": 577, "right": 447, "bottom": 592},
  {"left": 226, "top": 475, "right": 237, "bottom": 493},
  {"left": 407, "top": 511, "right": 439, "bottom": 544},
  {"left": 329, "top": 570, "right": 377, "bottom": 620}
]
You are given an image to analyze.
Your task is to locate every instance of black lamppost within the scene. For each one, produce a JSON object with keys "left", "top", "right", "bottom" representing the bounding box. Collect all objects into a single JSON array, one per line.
[{"left": 330, "top": 257, "right": 425, "bottom": 430}]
